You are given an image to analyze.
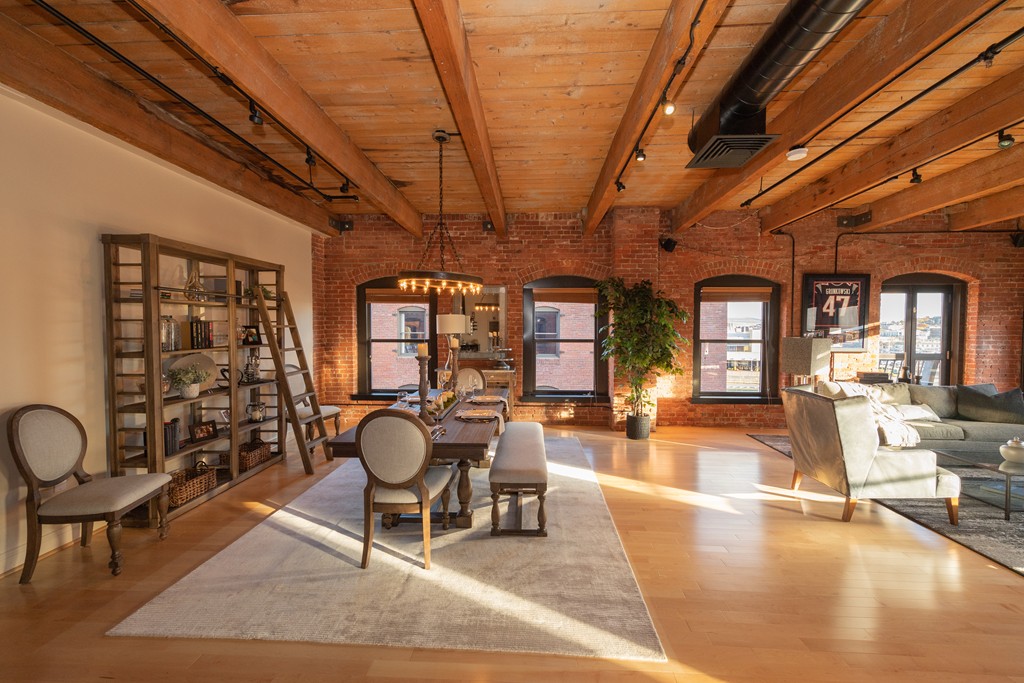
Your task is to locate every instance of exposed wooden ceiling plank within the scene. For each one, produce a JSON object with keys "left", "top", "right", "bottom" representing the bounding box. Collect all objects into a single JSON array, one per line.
[
  {"left": 581, "top": 0, "right": 730, "bottom": 237},
  {"left": 948, "top": 184, "right": 1024, "bottom": 231},
  {"left": 413, "top": 0, "right": 507, "bottom": 237},
  {"left": 668, "top": 0, "right": 1005, "bottom": 233},
  {"left": 0, "top": 12, "right": 335, "bottom": 235},
  {"left": 761, "top": 64, "right": 1024, "bottom": 233},
  {"left": 132, "top": 0, "right": 424, "bottom": 237},
  {"left": 854, "top": 143, "right": 1024, "bottom": 232}
]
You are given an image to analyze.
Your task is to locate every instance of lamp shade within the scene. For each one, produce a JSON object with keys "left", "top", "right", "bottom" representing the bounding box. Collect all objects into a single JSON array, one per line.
[
  {"left": 436, "top": 314, "right": 467, "bottom": 335},
  {"left": 780, "top": 337, "right": 831, "bottom": 376}
]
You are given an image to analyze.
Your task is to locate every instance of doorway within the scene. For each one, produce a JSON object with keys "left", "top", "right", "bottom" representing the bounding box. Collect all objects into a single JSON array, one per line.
[{"left": 879, "top": 274, "right": 964, "bottom": 385}]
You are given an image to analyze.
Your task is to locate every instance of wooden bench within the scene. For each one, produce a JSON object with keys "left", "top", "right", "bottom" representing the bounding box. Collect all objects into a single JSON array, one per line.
[{"left": 489, "top": 422, "right": 548, "bottom": 536}]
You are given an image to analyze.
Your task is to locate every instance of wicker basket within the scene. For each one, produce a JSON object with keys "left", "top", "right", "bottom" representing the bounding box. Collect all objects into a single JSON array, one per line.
[
  {"left": 168, "top": 461, "right": 216, "bottom": 507},
  {"left": 220, "top": 439, "right": 273, "bottom": 472}
]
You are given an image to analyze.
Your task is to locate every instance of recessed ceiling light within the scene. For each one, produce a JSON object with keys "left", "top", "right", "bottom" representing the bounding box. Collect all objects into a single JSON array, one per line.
[{"left": 785, "top": 145, "right": 808, "bottom": 161}]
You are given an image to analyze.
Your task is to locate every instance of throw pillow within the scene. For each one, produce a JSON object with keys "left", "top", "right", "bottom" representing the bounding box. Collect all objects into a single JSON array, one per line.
[
  {"left": 895, "top": 404, "right": 941, "bottom": 422},
  {"left": 956, "top": 385, "right": 1024, "bottom": 424},
  {"left": 874, "top": 382, "right": 911, "bottom": 405},
  {"left": 907, "top": 384, "right": 960, "bottom": 418}
]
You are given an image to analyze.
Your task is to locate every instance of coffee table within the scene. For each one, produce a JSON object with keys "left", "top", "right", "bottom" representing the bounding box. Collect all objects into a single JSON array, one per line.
[{"left": 936, "top": 451, "right": 1024, "bottom": 521}]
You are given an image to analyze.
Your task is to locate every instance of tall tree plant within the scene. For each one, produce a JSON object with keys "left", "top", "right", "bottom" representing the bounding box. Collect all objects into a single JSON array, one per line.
[{"left": 596, "top": 277, "right": 690, "bottom": 418}]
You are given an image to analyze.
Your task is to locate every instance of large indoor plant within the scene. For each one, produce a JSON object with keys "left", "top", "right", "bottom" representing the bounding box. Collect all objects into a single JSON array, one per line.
[{"left": 596, "top": 277, "right": 689, "bottom": 439}]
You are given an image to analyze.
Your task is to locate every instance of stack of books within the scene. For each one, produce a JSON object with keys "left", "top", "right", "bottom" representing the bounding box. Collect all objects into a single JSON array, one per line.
[
  {"left": 186, "top": 320, "right": 215, "bottom": 349},
  {"left": 857, "top": 371, "right": 892, "bottom": 384}
]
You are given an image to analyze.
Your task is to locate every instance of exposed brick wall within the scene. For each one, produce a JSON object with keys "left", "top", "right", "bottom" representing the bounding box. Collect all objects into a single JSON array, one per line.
[{"left": 312, "top": 206, "right": 1024, "bottom": 429}]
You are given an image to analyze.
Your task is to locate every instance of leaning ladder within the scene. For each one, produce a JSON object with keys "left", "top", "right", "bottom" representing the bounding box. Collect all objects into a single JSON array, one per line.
[{"left": 255, "top": 289, "right": 331, "bottom": 475}]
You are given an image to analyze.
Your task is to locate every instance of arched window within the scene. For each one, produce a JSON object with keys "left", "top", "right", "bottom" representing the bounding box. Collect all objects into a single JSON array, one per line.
[
  {"left": 880, "top": 273, "right": 965, "bottom": 385},
  {"left": 693, "top": 275, "right": 780, "bottom": 402}
]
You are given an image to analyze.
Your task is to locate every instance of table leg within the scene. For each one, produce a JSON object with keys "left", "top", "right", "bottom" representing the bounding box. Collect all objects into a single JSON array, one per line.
[
  {"left": 1005, "top": 474, "right": 1012, "bottom": 521},
  {"left": 455, "top": 459, "right": 474, "bottom": 528}
]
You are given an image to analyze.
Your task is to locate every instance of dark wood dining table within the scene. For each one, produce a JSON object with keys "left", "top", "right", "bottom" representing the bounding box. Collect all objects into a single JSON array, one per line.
[{"left": 327, "top": 389, "right": 508, "bottom": 528}]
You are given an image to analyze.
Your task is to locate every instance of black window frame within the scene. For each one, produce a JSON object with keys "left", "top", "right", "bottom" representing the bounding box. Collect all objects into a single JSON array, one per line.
[
  {"left": 692, "top": 275, "right": 780, "bottom": 404},
  {"left": 522, "top": 275, "right": 609, "bottom": 403},
  {"left": 354, "top": 276, "right": 438, "bottom": 399},
  {"left": 880, "top": 273, "right": 965, "bottom": 386}
]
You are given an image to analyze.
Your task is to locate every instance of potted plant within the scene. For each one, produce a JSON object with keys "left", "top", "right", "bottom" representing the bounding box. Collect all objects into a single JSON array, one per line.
[
  {"left": 596, "top": 277, "right": 689, "bottom": 439},
  {"left": 167, "top": 364, "right": 212, "bottom": 399},
  {"left": 243, "top": 285, "right": 274, "bottom": 302}
]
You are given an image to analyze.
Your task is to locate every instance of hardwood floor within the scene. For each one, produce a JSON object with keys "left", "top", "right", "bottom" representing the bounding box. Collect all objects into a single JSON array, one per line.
[{"left": 4, "top": 425, "right": 1024, "bottom": 682}]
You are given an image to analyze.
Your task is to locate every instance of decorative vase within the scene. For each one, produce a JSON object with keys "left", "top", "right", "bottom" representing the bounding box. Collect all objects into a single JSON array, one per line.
[
  {"left": 625, "top": 414, "right": 651, "bottom": 440},
  {"left": 183, "top": 270, "right": 207, "bottom": 302},
  {"left": 999, "top": 438, "right": 1024, "bottom": 464},
  {"left": 179, "top": 383, "right": 201, "bottom": 399}
]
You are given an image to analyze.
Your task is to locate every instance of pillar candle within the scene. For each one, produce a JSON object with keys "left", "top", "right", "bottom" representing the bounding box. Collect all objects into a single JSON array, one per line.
[{"left": 417, "top": 342, "right": 428, "bottom": 357}]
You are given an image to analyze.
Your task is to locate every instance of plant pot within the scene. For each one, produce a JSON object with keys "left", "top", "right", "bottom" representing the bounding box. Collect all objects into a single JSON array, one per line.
[
  {"left": 179, "top": 383, "right": 201, "bottom": 399},
  {"left": 625, "top": 414, "right": 651, "bottom": 440}
]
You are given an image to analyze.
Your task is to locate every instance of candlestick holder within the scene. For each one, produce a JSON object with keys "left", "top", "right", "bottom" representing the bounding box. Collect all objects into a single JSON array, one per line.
[{"left": 417, "top": 354, "right": 434, "bottom": 425}]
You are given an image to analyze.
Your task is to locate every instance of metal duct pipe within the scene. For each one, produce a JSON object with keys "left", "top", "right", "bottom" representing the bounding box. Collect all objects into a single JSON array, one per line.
[{"left": 687, "top": 0, "right": 871, "bottom": 166}]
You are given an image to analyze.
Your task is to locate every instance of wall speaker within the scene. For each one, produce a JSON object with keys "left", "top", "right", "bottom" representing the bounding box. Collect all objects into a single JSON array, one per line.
[
  {"left": 1011, "top": 233, "right": 1024, "bottom": 248},
  {"left": 659, "top": 237, "right": 678, "bottom": 253}
]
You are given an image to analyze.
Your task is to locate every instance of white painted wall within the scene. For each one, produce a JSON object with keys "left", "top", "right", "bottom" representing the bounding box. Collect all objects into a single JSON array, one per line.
[{"left": 0, "top": 88, "right": 315, "bottom": 576}]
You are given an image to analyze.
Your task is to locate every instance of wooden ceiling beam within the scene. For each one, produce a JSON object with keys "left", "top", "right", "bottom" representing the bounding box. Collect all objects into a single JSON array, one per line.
[
  {"left": 413, "top": 0, "right": 506, "bottom": 238},
  {"left": 0, "top": 12, "right": 335, "bottom": 235},
  {"left": 761, "top": 64, "right": 1024, "bottom": 234},
  {"left": 668, "top": 0, "right": 1004, "bottom": 234},
  {"left": 948, "top": 184, "right": 1024, "bottom": 232},
  {"left": 133, "top": 0, "right": 424, "bottom": 237},
  {"left": 854, "top": 143, "right": 1024, "bottom": 232},
  {"left": 581, "top": 0, "right": 730, "bottom": 237}
]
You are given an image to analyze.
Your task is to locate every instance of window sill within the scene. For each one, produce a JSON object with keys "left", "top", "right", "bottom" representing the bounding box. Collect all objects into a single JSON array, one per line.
[
  {"left": 520, "top": 395, "right": 610, "bottom": 406},
  {"left": 349, "top": 393, "right": 402, "bottom": 402},
  {"left": 691, "top": 395, "right": 781, "bottom": 405}
]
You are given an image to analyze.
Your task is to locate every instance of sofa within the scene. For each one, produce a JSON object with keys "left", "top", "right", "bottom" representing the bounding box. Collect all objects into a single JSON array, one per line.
[
  {"left": 811, "top": 381, "right": 1024, "bottom": 454},
  {"left": 781, "top": 388, "right": 960, "bottom": 523}
]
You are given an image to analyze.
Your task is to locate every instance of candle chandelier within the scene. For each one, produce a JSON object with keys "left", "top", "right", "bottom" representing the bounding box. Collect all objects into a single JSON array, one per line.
[{"left": 398, "top": 130, "right": 483, "bottom": 296}]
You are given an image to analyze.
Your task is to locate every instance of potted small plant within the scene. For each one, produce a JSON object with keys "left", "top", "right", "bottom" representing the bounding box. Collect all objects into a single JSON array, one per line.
[
  {"left": 243, "top": 285, "right": 274, "bottom": 302},
  {"left": 167, "top": 364, "right": 212, "bottom": 399},
  {"left": 596, "top": 277, "right": 689, "bottom": 439}
]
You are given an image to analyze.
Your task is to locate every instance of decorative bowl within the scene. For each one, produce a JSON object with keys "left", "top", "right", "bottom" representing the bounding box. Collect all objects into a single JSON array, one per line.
[{"left": 999, "top": 441, "right": 1024, "bottom": 464}]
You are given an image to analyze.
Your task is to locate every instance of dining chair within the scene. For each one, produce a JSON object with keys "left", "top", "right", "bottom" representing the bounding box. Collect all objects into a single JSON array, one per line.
[
  {"left": 285, "top": 363, "right": 342, "bottom": 437},
  {"left": 355, "top": 409, "right": 456, "bottom": 569},
  {"left": 7, "top": 404, "right": 172, "bottom": 583},
  {"left": 455, "top": 367, "right": 487, "bottom": 393}
]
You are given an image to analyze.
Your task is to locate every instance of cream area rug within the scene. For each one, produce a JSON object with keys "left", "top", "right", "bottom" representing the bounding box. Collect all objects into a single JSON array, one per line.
[{"left": 109, "top": 437, "right": 666, "bottom": 661}]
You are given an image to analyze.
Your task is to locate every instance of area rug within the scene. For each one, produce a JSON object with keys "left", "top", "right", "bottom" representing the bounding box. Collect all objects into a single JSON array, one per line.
[
  {"left": 748, "top": 434, "right": 1024, "bottom": 577},
  {"left": 109, "top": 437, "right": 666, "bottom": 661}
]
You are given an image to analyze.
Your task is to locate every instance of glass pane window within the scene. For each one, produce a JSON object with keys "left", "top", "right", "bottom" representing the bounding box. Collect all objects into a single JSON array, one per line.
[
  {"left": 535, "top": 307, "right": 560, "bottom": 356},
  {"left": 398, "top": 306, "right": 427, "bottom": 356},
  {"left": 536, "top": 341, "right": 595, "bottom": 391},
  {"left": 363, "top": 291, "right": 432, "bottom": 393}
]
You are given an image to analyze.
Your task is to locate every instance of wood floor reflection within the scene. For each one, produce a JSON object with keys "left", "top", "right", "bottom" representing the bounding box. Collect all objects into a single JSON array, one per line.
[{"left": 4, "top": 425, "right": 1024, "bottom": 682}]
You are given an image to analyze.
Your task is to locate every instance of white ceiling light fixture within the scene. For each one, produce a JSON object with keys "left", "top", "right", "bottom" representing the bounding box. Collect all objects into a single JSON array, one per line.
[{"left": 785, "top": 145, "right": 809, "bottom": 161}]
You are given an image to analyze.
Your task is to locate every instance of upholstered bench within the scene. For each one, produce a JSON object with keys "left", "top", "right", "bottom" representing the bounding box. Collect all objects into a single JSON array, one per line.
[{"left": 489, "top": 422, "right": 548, "bottom": 536}]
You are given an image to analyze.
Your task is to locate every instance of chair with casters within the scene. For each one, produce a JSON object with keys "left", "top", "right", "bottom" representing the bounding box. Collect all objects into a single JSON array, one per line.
[
  {"left": 355, "top": 409, "right": 456, "bottom": 569},
  {"left": 455, "top": 367, "right": 487, "bottom": 394},
  {"left": 7, "top": 404, "right": 172, "bottom": 584},
  {"left": 285, "top": 363, "right": 341, "bottom": 438},
  {"left": 781, "top": 388, "right": 960, "bottom": 524}
]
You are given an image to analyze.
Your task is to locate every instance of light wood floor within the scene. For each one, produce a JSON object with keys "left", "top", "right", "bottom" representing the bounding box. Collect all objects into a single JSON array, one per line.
[{"left": 4, "top": 425, "right": 1024, "bottom": 682}]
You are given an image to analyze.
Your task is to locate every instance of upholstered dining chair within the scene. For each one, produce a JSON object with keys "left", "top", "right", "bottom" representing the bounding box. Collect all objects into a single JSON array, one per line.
[
  {"left": 285, "top": 363, "right": 342, "bottom": 437},
  {"left": 455, "top": 367, "right": 487, "bottom": 393},
  {"left": 355, "top": 409, "right": 456, "bottom": 569},
  {"left": 7, "top": 404, "right": 172, "bottom": 583}
]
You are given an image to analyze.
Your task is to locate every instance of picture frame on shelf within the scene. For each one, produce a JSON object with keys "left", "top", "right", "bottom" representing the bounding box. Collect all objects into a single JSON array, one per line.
[
  {"left": 189, "top": 420, "right": 219, "bottom": 444},
  {"left": 241, "top": 325, "right": 262, "bottom": 346},
  {"left": 802, "top": 274, "right": 869, "bottom": 352},
  {"left": 218, "top": 409, "right": 231, "bottom": 424}
]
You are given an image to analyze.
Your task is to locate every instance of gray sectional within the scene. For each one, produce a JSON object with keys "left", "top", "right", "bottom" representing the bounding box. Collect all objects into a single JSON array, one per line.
[{"left": 814, "top": 381, "right": 1024, "bottom": 454}]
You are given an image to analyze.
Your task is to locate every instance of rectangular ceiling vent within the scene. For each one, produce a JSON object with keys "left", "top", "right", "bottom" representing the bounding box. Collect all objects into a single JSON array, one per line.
[{"left": 686, "top": 134, "right": 779, "bottom": 169}]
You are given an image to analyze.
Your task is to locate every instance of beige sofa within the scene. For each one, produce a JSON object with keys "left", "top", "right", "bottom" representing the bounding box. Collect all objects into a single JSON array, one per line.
[
  {"left": 812, "top": 381, "right": 1024, "bottom": 454},
  {"left": 781, "top": 388, "right": 961, "bottom": 523}
]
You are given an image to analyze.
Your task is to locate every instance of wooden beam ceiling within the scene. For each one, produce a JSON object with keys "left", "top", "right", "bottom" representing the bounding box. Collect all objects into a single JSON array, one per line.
[
  {"left": 853, "top": 142, "right": 1024, "bottom": 232},
  {"left": 133, "top": 0, "right": 425, "bottom": 237},
  {"left": 668, "top": 0, "right": 1006, "bottom": 234},
  {"left": 948, "top": 184, "right": 1024, "bottom": 231},
  {"left": 414, "top": 0, "right": 507, "bottom": 238},
  {"left": 580, "top": 0, "right": 730, "bottom": 237},
  {"left": 0, "top": 12, "right": 335, "bottom": 235},
  {"left": 760, "top": 64, "right": 1024, "bottom": 234}
]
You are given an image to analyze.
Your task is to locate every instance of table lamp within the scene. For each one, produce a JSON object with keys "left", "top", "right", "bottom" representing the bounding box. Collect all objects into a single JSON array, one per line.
[
  {"left": 436, "top": 314, "right": 466, "bottom": 389},
  {"left": 780, "top": 337, "right": 832, "bottom": 386}
]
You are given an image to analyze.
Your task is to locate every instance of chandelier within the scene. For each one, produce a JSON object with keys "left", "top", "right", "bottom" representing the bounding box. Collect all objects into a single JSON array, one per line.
[{"left": 398, "top": 130, "right": 483, "bottom": 296}]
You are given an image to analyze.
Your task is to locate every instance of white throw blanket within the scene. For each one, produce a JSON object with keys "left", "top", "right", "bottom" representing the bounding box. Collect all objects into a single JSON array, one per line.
[{"left": 825, "top": 382, "right": 921, "bottom": 448}]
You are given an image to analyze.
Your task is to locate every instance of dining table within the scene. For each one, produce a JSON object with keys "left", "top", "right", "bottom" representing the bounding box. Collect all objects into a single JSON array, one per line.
[{"left": 327, "top": 388, "right": 509, "bottom": 528}]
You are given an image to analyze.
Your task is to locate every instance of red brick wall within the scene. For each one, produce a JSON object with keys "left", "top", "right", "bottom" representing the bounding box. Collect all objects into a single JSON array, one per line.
[{"left": 311, "top": 207, "right": 1024, "bottom": 429}]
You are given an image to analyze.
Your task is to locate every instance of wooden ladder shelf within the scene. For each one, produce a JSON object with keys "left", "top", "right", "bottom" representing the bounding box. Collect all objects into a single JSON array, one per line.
[{"left": 255, "top": 289, "right": 331, "bottom": 474}]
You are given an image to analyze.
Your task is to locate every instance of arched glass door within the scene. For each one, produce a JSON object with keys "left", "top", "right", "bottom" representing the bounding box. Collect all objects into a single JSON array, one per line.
[{"left": 879, "top": 275, "right": 963, "bottom": 385}]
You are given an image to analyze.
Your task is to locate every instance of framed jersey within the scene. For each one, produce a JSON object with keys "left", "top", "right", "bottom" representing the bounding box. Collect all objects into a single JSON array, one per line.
[{"left": 802, "top": 274, "right": 869, "bottom": 351}]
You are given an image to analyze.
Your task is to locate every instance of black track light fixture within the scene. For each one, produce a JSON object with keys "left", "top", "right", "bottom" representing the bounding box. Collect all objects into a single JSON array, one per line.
[
  {"left": 634, "top": 148, "right": 646, "bottom": 162},
  {"left": 340, "top": 177, "right": 350, "bottom": 194},
  {"left": 909, "top": 168, "right": 922, "bottom": 184},
  {"left": 248, "top": 99, "right": 263, "bottom": 125},
  {"left": 615, "top": 180, "right": 626, "bottom": 192},
  {"left": 998, "top": 129, "right": 1015, "bottom": 149},
  {"left": 661, "top": 97, "right": 676, "bottom": 116},
  {"left": 305, "top": 147, "right": 316, "bottom": 167}
]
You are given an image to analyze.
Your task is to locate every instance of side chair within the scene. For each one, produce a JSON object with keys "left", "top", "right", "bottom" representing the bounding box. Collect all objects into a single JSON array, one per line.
[
  {"left": 7, "top": 404, "right": 172, "bottom": 583},
  {"left": 355, "top": 409, "right": 456, "bottom": 569}
]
